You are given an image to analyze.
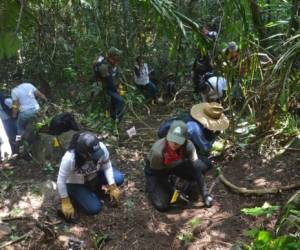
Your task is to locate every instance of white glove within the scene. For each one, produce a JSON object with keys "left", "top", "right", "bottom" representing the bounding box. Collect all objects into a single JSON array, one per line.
[{"left": 1, "top": 141, "right": 12, "bottom": 161}]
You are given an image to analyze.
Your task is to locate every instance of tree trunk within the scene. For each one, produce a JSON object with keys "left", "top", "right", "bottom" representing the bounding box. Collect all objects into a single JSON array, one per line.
[
  {"left": 287, "top": 0, "right": 300, "bottom": 36},
  {"left": 248, "top": 0, "right": 266, "bottom": 44}
]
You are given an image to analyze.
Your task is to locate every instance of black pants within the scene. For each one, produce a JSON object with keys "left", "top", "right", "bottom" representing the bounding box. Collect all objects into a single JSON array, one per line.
[
  {"left": 145, "top": 159, "right": 209, "bottom": 212},
  {"left": 107, "top": 90, "right": 125, "bottom": 120}
]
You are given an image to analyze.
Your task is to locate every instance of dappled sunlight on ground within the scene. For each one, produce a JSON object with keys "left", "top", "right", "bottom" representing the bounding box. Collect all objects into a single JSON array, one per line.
[{"left": 1, "top": 100, "right": 299, "bottom": 249}]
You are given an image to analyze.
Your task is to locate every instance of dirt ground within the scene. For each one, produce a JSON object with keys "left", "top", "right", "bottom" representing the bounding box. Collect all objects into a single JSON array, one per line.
[{"left": 0, "top": 94, "right": 299, "bottom": 250}]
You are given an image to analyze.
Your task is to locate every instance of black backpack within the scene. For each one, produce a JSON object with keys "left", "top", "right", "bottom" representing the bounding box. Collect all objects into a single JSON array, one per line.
[
  {"left": 93, "top": 59, "right": 107, "bottom": 79},
  {"left": 48, "top": 112, "right": 79, "bottom": 136},
  {"left": 196, "top": 72, "right": 215, "bottom": 93}
]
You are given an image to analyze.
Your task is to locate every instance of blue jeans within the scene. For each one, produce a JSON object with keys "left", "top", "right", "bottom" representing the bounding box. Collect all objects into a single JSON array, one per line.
[
  {"left": 66, "top": 167, "right": 124, "bottom": 215},
  {"left": 137, "top": 81, "right": 158, "bottom": 99},
  {"left": 17, "top": 108, "right": 38, "bottom": 135},
  {"left": 145, "top": 81, "right": 157, "bottom": 99},
  {"left": 107, "top": 91, "right": 125, "bottom": 120}
]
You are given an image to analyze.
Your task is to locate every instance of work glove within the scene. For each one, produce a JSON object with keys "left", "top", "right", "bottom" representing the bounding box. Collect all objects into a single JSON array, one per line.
[
  {"left": 0, "top": 141, "right": 12, "bottom": 161},
  {"left": 61, "top": 197, "right": 75, "bottom": 219},
  {"left": 106, "top": 184, "right": 121, "bottom": 203}
]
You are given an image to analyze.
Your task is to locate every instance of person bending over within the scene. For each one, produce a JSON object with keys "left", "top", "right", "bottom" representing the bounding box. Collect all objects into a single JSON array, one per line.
[{"left": 145, "top": 120, "right": 213, "bottom": 212}]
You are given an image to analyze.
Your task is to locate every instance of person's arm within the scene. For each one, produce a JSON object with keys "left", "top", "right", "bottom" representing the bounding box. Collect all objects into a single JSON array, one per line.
[
  {"left": 11, "top": 100, "right": 19, "bottom": 118},
  {"left": 134, "top": 65, "right": 140, "bottom": 78},
  {"left": 149, "top": 151, "right": 164, "bottom": 170},
  {"left": 99, "top": 142, "right": 121, "bottom": 202},
  {"left": 57, "top": 152, "right": 74, "bottom": 198},
  {"left": 186, "top": 140, "right": 199, "bottom": 162},
  {"left": 34, "top": 90, "right": 47, "bottom": 101},
  {"left": 57, "top": 152, "right": 76, "bottom": 218},
  {"left": 98, "top": 142, "right": 115, "bottom": 185},
  {"left": 187, "top": 121, "right": 213, "bottom": 154},
  {"left": 11, "top": 89, "right": 19, "bottom": 118},
  {"left": 148, "top": 140, "right": 165, "bottom": 171}
]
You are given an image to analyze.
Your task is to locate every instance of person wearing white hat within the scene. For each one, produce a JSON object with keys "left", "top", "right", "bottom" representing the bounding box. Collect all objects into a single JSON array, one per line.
[
  {"left": 158, "top": 102, "right": 229, "bottom": 169},
  {"left": 145, "top": 120, "right": 213, "bottom": 212}
]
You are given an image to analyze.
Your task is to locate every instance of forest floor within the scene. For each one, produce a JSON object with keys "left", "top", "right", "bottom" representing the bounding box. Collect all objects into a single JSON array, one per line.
[{"left": 0, "top": 91, "right": 300, "bottom": 250}]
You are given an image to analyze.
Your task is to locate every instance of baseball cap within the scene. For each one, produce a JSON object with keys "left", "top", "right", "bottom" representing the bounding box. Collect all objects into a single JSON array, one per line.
[
  {"left": 76, "top": 132, "right": 104, "bottom": 162},
  {"left": 166, "top": 120, "right": 187, "bottom": 145}
]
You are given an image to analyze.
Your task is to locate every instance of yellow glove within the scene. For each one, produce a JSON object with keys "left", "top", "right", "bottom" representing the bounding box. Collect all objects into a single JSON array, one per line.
[
  {"left": 107, "top": 184, "right": 121, "bottom": 203},
  {"left": 61, "top": 197, "right": 75, "bottom": 219}
]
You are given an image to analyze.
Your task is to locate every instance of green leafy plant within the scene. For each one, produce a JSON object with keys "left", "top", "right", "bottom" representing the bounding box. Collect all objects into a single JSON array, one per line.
[
  {"left": 177, "top": 218, "right": 201, "bottom": 246},
  {"left": 190, "top": 218, "right": 201, "bottom": 229},
  {"left": 241, "top": 202, "right": 280, "bottom": 218},
  {"left": 276, "top": 114, "right": 299, "bottom": 137},
  {"left": 125, "top": 199, "right": 135, "bottom": 209},
  {"left": 178, "top": 233, "right": 194, "bottom": 246},
  {"left": 244, "top": 229, "right": 300, "bottom": 250},
  {"left": 276, "top": 203, "right": 300, "bottom": 235},
  {"left": 91, "top": 230, "right": 109, "bottom": 249},
  {"left": 43, "top": 162, "right": 55, "bottom": 174},
  {"left": 10, "top": 207, "right": 23, "bottom": 217}
]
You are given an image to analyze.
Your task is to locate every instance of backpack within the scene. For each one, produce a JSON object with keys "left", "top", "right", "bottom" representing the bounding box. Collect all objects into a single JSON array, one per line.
[
  {"left": 0, "top": 93, "right": 12, "bottom": 116},
  {"left": 48, "top": 112, "right": 79, "bottom": 136},
  {"left": 195, "top": 72, "right": 215, "bottom": 93},
  {"left": 93, "top": 59, "right": 106, "bottom": 80}
]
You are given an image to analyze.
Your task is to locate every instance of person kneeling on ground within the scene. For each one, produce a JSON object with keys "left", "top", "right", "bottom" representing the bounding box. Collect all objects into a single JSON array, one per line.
[
  {"left": 145, "top": 120, "right": 213, "bottom": 212},
  {"left": 57, "top": 132, "right": 124, "bottom": 218}
]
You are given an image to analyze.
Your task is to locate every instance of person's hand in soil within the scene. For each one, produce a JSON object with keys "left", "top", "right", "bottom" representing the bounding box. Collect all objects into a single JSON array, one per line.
[
  {"left": 106, "top": 184, "right": 121, "bottom": 203},
  {"left": 61, "top": 197, "right": 75, "bottom": 219}
]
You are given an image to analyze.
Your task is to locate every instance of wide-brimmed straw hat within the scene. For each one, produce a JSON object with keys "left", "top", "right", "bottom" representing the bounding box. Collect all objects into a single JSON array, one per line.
[{"left": 191, "top": 102, "right": 229, "bottom": 131}]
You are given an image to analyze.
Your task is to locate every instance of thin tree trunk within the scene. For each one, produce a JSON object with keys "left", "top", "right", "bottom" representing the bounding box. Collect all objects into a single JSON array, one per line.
[
  {"left": 248, "top": 0, "right": 266, "bottom": 43},
  {"left": 287, "top": 0, "right": 300, "bottom": 36}
]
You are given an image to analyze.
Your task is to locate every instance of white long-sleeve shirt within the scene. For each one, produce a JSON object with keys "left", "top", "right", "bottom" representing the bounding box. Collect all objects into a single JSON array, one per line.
[{"left": 57, "top": 142, "right": 115, "bottom": 198}]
